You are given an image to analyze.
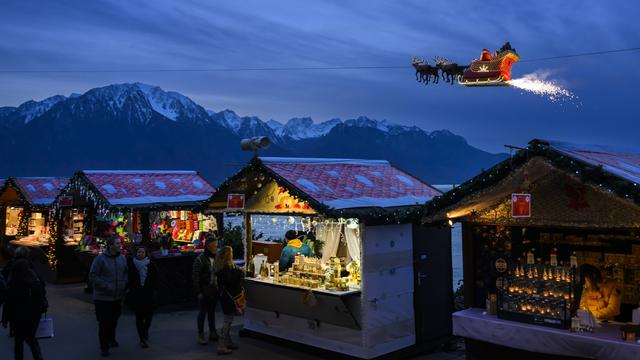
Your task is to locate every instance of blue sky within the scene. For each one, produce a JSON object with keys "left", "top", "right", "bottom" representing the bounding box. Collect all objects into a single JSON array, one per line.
[{"left": 0, "top": 0, "right": 638, "bottom": 152}]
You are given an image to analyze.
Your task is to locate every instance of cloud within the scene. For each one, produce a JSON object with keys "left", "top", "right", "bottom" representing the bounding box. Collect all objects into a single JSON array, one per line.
[{"left": 0, "top": 0, "right": 639, "bottom": 152}]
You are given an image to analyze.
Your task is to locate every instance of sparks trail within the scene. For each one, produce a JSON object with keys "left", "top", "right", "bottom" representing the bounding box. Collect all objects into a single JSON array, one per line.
[{"left": 506, "top": 71, "right": 579, "bottom": 106}]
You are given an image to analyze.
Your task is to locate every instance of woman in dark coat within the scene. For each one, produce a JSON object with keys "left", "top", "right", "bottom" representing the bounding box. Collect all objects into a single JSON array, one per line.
[
  {"left": 1, "top": 258, "right": 47, "bottom": 360},
  {"left": 215, "top": 246, "right": 245, "bottom": 355},
  {"left": 126, "top": 246, "right": 159, "bottom": 348}
]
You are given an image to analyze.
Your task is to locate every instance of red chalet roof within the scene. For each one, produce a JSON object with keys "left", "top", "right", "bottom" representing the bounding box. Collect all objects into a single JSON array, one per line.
[
  {"left": 14, "top": 177, "right": 69, "bottom": 205},
  {"left": 81, "top": 170, "right": 215, "bottom": 207},
  {"left": 260, "top": 157, "right": 441, "bottom": 209},
  {"left": 548, "top": 141, "right": 640, "bottom": 184}
]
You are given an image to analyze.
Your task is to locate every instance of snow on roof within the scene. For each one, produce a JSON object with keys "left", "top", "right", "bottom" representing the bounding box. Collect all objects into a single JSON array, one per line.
[
  {"left": 260, "top": 157, "right": 441, "bottom": 209},
  {"left": 81, "top": 171, "right": 214, "bottom": 206},
  {"left": 549, "top": 141, "right": 640, "bottom": 184},
  {"left": 260, "top": 157, "right": 389, "bottom": 166},
  {"left": 14, "top": 177, "right": 69, "bottom": 205}
]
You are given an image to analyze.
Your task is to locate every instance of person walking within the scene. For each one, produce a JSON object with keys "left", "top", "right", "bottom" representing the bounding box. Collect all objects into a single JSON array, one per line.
[
  {"left": 0, "top": 271, "right": 6, "bottom": 312},
  {"left": 1, "top": 259, "right": 47, "bottom": 360},
  {"left": 215, "top": 246, "right": 245, "bottom": 355},
  {"left": 126, "top": 246, "right": 158, "bottom": 348},
  {"left": 1, "top": 246, "right": 31, "bottom": 281},
  {"left": 192, "top": 235, "right": 219, "bottom": 345},
  {"left": 89, "top": 236, "right": 128, "bottom": 357}
]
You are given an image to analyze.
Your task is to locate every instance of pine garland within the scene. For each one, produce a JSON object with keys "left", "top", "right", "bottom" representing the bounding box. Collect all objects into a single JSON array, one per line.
[{"left": 422, "top": 140, "right": 640, "bottom": 222}]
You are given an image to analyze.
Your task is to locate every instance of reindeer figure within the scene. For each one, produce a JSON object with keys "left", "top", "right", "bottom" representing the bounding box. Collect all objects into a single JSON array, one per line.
[
  {"left": 412, "top": 57, "right": 439, "bottom": 84},
  {"left": 434, "top": 56, "right": 469, "bottom": 84}
]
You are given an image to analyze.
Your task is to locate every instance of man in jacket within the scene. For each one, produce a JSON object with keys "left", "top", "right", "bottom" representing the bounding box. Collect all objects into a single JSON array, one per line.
[
  {"left": 90, "top": 236, "right": 128, "bottom": 357},
  {"left": 279, "top": 230, "right": 313, "bottom": 272},
  {"left": 192, "top": 235, "right": 219, "bottom": 345}
]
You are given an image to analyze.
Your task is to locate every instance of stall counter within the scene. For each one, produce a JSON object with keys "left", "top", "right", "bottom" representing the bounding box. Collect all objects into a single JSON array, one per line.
[
  {"left": 248, "top": 277, "right": 361, "bottom": 296},
  {"left": 454, "top": 308, "right": 639, "bottom": 360}
]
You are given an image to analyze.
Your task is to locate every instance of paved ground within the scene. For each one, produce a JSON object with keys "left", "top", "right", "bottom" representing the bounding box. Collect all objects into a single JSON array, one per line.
[{"left": 0, "top": 283, "right": 465, "bottom": 360}]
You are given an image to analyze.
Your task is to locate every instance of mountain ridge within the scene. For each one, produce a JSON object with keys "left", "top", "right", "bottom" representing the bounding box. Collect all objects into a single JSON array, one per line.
[{"left": 0, "top": 83, "right": 507, "bottom": 184}]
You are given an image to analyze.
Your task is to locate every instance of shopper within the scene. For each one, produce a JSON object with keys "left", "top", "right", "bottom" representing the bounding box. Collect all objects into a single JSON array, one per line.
[
  {"left": 1, "top": 246, "right": 31, "bottom": 280},
  {"left": 215, "top": 245, "right": 245, "bottom": 355},
  {"left": 192, "top": 235, "right": 219, "bottom": 345},
  {"left": 89, "top": 236, "right": 128, "bottom": 357},
  {"left": 126, "top": 246, "right": 158, "bottom": 348},
  {"left": 1, "top": 259, "right": 47, "bottom": 360},
  {"left": 0, "top": 271, "right": 6, "bottom": 310},
  {"left": 2, "top": 246, "right": 32, "bottom": 338}
]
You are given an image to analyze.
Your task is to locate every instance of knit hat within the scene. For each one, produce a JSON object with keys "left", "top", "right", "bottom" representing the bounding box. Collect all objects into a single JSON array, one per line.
[
  {"left": 205, "top": 234, "right": 218, "bottom": 246},
  {"left": 285, "top": 230, "right": 301, "bottom": 241}
]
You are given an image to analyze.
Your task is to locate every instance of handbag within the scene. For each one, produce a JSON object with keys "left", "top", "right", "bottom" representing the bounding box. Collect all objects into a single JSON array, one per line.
[
  {"left": 35, "top": 314, "right": 54, "bottom": 339},
  {"left": 228, "top": 288, "right": 246, "bottom": 315}
]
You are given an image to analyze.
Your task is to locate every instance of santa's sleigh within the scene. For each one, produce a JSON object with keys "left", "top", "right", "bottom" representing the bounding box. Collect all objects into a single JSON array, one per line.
[{"left": 458, "top": 50, "right": 520, "bottom": 86}]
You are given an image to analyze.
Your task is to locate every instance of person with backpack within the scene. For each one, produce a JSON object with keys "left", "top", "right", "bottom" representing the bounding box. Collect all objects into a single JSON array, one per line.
[
  {"left": 126, "top": 245, "right": 158, "bottom": 348},
  {"left": 1, "top": 258, "right": 47, "bottom": 360},
  {"left": 215, "top": 245, "right": 245, "bottom": 355},
  {"left": 192, "top": 235, "right": 219, "bottom": 345},
  {"left": 0, "top": 271, "right": 6, "bottom": 310},
  {"left": 90, "top": 236, "right": 128, "bottom": 357}
]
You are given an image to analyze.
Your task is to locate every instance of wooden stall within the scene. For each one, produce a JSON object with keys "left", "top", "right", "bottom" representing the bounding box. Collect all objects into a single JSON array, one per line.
[
  {"left": 51, "top": 170, "right": 216, "bottom": 303},
  {"left": 204, "top": 156, "right": 452, "bottom": 359},
  {"left": 423, "top": 139, "right": 640, "bottom": 360},
  {"left": 0, "top": 177, "right": 70, "bottom": 281}
]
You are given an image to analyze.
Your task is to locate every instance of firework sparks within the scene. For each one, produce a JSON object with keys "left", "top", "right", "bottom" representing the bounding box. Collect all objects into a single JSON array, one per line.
[{"left": 506, "top": 70, "right": 579, "bottom": 105}]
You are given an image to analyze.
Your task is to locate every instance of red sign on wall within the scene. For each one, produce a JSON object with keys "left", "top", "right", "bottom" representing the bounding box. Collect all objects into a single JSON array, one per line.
[
  {"left": 511, "top": 193, "right": 531, "bottom": 218},
  {"left": 58, "top": 195, "right": 73, "bottom": 207},
  {"left": 227, "top": 194, "right": 245, "bottom": 209}
]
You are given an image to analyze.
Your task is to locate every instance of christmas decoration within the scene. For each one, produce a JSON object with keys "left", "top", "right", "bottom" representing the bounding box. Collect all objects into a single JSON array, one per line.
[
  {"left": 206, "top": 157, "right": 426, "bottom": 225},
  {"left": 423, "top": 139, "right": 640, "bottom": 223}
]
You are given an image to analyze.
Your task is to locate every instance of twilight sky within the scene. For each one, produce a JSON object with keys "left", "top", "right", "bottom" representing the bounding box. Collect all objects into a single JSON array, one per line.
[{"left": 0, "top": 0, "right": 638, "bottom": 153}]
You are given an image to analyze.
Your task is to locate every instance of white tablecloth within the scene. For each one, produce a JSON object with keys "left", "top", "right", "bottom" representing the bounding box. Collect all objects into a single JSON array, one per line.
[{"left": 453, "top": 308, "right": 640, "bottom": 360}]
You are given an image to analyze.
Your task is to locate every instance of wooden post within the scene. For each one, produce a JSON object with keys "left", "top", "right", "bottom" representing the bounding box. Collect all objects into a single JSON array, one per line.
[
  {"left": 0, "top": 206, "right": 6, "bottom": 252},
  {"left": 141, "top": 211, "right": 151, "bottom": 243},
  {"left": 462, "top": 222, "right": 476, "bottom": 308},
  {"left": 244, "top": 212, "right": 252, "bottom": 266},
  {"left": 214, "top": 213, "right": 224, "bottom": 237}
]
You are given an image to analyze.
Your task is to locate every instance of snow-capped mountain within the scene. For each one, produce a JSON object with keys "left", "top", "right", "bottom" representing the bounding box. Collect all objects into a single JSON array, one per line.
[
  {"left": 211, "top": 112, "right": 425, "bottom": 142},
  {"left": 209, "top": 109, "right": 281, "bottom": 142},
  {"left": 0, "top": 82, "right": 507, "bottom": 184},
  {"left": 0, "top": 95, "right": 66, "bottom": 127},
  {"left": 82, "top": 83, "right": 211, "bottom": 125}
]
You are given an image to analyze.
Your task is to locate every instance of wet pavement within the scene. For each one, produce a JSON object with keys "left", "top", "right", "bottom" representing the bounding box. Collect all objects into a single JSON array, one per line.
[{"left": 0, "top": 283, "right": 465, "bottom": 359}]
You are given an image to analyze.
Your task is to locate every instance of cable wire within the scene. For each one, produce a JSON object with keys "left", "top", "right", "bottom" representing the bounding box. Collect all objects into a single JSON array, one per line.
[{"left": 0, "top": 47, "right": 638, "bottom": 73}]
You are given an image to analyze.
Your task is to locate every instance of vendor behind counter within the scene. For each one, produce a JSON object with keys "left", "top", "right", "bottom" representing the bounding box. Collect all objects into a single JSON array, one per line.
[
  {"left": 578, "top": 264, "right": 623, "bottom": 321},
  {"left": 278, "top": 230, "right": 314, "bottom": 271}
]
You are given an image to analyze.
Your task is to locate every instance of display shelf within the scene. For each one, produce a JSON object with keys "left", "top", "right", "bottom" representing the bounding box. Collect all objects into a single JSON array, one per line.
[{"left": 498, "top": 263, "right": 578, "bottom": 329}]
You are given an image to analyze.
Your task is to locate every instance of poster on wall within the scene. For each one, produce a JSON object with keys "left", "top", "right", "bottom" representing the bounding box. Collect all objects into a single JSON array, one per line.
[
  {"left": 58, "top": 195, "right": 73, "bottom": 207},
  {"left": 511, "top": 193, "right": 531, "bottom": 218},
  {"left": 227, "top": 194, "right": 245, "bottom": 209}
]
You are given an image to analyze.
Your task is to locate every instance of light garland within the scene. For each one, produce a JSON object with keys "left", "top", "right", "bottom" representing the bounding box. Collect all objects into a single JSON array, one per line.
[{"left": 423, "top": 141, "right": 640, "bottom": 223}]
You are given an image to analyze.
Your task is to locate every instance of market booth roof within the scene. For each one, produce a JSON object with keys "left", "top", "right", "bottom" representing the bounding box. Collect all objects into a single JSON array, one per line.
[
  {"left": 0, "top": 177, "right": 69, "bottom": 209},
  {"left": 422, "top": 139, "right": 640, "bottom": 227},
  {"left": 56, "top": 170, "right": 215, "bottom": 211},
  {"left": 206, "top": 156, "right": 441, "bottom": 222}
]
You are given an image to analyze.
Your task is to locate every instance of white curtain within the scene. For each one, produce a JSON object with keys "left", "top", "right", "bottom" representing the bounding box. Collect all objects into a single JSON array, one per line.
[
  {"left": 344, "top": 226, "right": 361, "bottom": 264},
  {"left": 318, "top": 222, "right": 342, "bottom": 264}
]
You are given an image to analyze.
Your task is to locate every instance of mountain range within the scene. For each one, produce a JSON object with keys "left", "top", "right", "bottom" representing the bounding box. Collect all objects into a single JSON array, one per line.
[{"left": 0, "top": 82, "right": 507, "bottom": 186}]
